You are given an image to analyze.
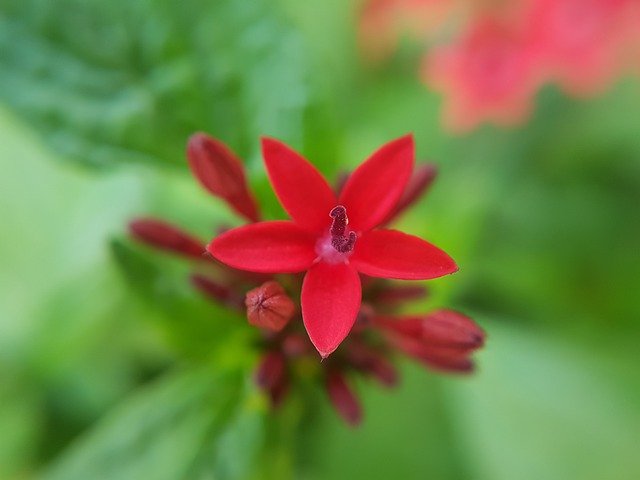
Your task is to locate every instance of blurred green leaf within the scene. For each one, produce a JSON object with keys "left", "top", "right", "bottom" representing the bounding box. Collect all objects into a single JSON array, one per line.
[
  {"left": 110, "top": 238, "right": 247, "bottom": 359},
  {"left": 448, "top": 320, "right": 640, "bottom": 480},
  {"left": 0, "top": 0, "right": 312, "bottom": 169},
  {"left": 40, "top": 365, "right": 267, "bottom": 480}
]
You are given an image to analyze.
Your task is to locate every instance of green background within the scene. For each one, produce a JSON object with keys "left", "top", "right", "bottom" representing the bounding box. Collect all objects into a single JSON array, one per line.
[{"left": 1, "top": 1, "right": 639, "bottom": 479}]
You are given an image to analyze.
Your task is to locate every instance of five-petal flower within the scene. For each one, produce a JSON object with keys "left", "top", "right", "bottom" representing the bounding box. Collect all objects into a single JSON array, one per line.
[{"left": 208, "top": 135, "right": 458, "bottom": 357}]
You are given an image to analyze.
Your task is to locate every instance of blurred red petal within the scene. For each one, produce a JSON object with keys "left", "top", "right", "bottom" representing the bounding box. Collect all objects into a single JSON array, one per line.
[
  {"left": 129, "top": 218, "right": 205, "bottom": 260},
  {"left": 187, "top": 133, "right": 260, "bottom": 222},
  {"left": 261, "top": 137, "right": 337, "bottom": 233},
  {"left": 339, "top": 135, "right": 414, "bottom": 232},
  {"left": 301, "top": 262, "right": 362, "bottom": 358},
  {"left": 351, "top": 229, "right": 458, "bottom": 280},
  {"left": 326, "top": 372, "right": 363, "bottom": 426},
  {"left": 208, "top": 221, "right": 316, "bottom": 273}
]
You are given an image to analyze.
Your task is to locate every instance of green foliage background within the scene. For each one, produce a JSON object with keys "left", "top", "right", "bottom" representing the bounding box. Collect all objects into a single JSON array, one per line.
[{"left": 1, "top": 0, "right": 639, "bottom": 479}]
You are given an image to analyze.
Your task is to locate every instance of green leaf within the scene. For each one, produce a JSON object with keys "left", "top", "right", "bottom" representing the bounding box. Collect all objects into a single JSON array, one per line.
[
  {"left": 40, "top": 365, "right": 267, "bottom": 480},
  {"left": 110, "top": 238, "right": 247, "bottom": 359},
  {"left": 447, "top": 320, "right": 640, "bottom": 480},
  {"left": 0, "top": 0, "right": 312, "bottom": 169}
]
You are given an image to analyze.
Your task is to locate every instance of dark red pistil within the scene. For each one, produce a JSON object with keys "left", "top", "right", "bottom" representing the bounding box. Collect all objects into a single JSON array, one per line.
[{"left": 329, "top": 205, "right": 357, "bottom": 253}]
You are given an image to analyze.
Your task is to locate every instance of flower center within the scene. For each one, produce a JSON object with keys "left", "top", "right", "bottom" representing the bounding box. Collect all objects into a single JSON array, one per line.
[
  {"left": 315, "top": 205, "right": 357, "bottom": 264},
  {"left": 329, "top": 206, "right": 357, "bottom": 253}
]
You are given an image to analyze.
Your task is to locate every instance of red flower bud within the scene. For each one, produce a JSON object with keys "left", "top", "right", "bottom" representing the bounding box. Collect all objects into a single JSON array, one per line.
[
  {"left": 389, "top": 333, "right": 475, "bottom": 374},
  {"left": 411, "top": 345, "right": 475, "bottom": 374},
  {"left": 347, "top": 343, "right": 398, "bottom": 387},
  {"left": 190, "top": 274, "right": 243, "bottom": 309},
  {"left": 245, "top": 281, "right": 296, "bottom": 332},
  {"left": 255, "top": 351, "right": 286, "bottom": 391},
  {"left": 281, "top": 333, "right": 312, "bottom": 358},
  {"left": 268, "top": 371, "right": 291, "bottom": 409},
  {"left": 421, "top": 309, "right": 485, "bottom": 349},
  {"left": 129, "top": 218, "right": 205, "bottom": 260},
  {"left": 187, "top": 132, "right": 260, "bottom": 222},
  {"left": 326, "top": 371, "right": 362, "bottom": 426},
  {"left": 375, "top": 284, "right": 429, "bottom": 305},
  {"left": 383, "top": 163, "right": 437, "bottom": 224},
  {"left": 375, "top": 315, "right": 424, "bottom": 337}
]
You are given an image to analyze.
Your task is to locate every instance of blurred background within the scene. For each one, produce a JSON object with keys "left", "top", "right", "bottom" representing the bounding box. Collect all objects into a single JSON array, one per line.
[{"left": 1, "top": 0, "right": 639, "bottom": 479}]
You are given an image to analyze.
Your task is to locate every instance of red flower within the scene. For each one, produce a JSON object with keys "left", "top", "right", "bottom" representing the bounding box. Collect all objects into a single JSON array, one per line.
[
  {"left": 527, "top": 0, "right": 638, "bottom": 96},
  {"left": 424, "top": 14, "right": 540, "bottom": 133},
  {"left": 208, "top": 135, "right": 458, "bottom": 358}
]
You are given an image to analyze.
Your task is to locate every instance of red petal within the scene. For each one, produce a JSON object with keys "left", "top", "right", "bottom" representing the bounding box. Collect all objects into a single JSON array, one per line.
[
  {"left": 351, "top": 229, "right": 458, "bottom": 280},
  {"left": 261, "top": 138, "right": 336, "bottom": 233},
  {"left": 129, "top": 218, "right": 205, "bottom": 260},
  {"left": 187, "top": 133, "right": 260, "bottom": 222},
  {"left": 339, "top": 135, "right": 414, "bottom": 232},
  {"left": 326, "top": 372, "right": 363, "bottom": 426},
  {"left": 301, "top": 262, "right": 361, "bottom": 358},
  {"left": 207, "top": 221, "right": 316, "bottom": 273}
]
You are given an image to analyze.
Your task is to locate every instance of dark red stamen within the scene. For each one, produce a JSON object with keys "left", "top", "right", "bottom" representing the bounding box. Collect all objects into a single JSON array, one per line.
[
  {"left": 329, "top": 205, "right": 348, "bottom": 237},
  {"left": 332, "top": 232, "right": 357, "bottom": 253},
  {"left": 329, "top": 205, "right": 357, "bottom": 253}
]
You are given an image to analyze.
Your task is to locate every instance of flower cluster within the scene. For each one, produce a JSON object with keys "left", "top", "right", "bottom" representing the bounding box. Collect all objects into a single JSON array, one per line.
[
  {"left": 129, "top": 132, "right": 484, "bottom": 425},
  {"left": 360, "top": 0, "right": 640, "bottom": 132}
]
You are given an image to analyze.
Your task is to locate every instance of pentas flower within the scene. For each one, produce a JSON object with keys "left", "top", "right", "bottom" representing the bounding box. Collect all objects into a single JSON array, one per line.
[
  {"left": 424, "top": 14, "right": 540, "bottom": 132},
  {"left": 527, "top": 0, "right": 639, "bottom": 96},
  {"left": 208, "top": 135, "right": 458, "bottom": 358},
  {"left": 128, "top": 131, "right": 485, "bottom": 427}
]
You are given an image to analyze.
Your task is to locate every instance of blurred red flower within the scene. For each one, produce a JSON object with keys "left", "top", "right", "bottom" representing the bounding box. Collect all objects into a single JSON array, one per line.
[{"left": 424, "top": 14, "right": 540, "bottom": 132}]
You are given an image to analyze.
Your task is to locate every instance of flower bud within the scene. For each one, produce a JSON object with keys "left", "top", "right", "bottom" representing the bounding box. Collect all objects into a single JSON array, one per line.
[
  {"left": 383, "top": 163, "right": 437, "bottom": 224},
  {"left": 326, "top": 371, "right": 362, "bottom": 426},
  {"left": 347, "top": 343, "right": 398, "bottom": 387},
  {"left": 255, "top": 351, "right": 286, "bottom": 391},
  {"left": 281, "top": 333, "right": 312, "bottom": 357},
  {"left": 190, "top": 274, "right": 243, "bottom": 309},
  {"left": 375, "top": 284, "right": 429, "bottom": 306},
  {"left": 187, "top": 132, "right": 260, "bottom": 222},
  {"left": 421, "top": 309, "right": 485, "bottom": 349},
  {"left": 245, "top": 281, "right": 296, "bottom": 332},
  {"left": 129, "top": 218, "right": 205, "bottom": 259}
]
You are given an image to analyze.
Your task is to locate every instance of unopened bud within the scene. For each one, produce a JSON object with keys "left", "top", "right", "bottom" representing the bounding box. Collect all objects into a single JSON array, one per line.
[
  {"left": 245, "top": 281, "right": 296, "bottom": 331},
  {"left": 421, "top": 310, "right": 485, "bottom": 349},
  {"left": 129, "top": 218, "right": 205, "bottom": 259},
  {"left": 187, "top": 132, "right": 260, "bottom": 222},
  {"left": 384, "top": 163, "right": 437, "bottom": 224},
  {"left": 190, "top": 274, "right": 243, "bottom": 309},
  {"left": 375, "top": 284, "right": 428, "bottom": 305},
  {"left": 282, "top": 333, "right": 311, "bottom": 357},
  {"left": 326, "top": 371, "right": 362, "bottom": 426},
  {"left": 347, "top": 343, "right": 398, "bottom": 387},
  {"left": 255, "top": 351, "right": 286, "bottom": 391}
]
